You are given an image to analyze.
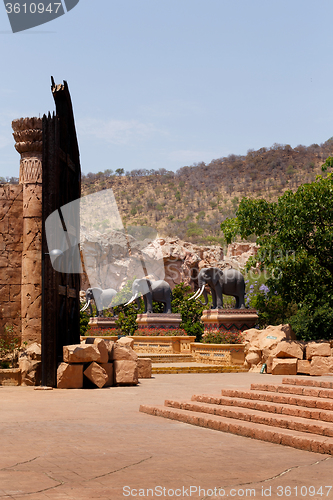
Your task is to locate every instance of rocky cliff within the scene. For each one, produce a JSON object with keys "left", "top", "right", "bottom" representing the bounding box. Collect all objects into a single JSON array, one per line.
[{"left": 80, "top": 231, "right": 257, "bottom": 292}]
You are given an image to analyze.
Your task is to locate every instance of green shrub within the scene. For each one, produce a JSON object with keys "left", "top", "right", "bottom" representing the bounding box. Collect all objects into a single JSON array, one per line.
[
  {"left": 80, "top": 311, "right": 91, "bottom": 336},
  {"left": 171, "top": 283, "right": 205, "bottom": 341},
  {"left": 0, "top": 324, "right": 19, "bottom": 368},
  {"left": 288, "top": 303, "right": 333, "bottom": 342},
  {"left": 202, "top": 329, "right": 244, "bottom": 344}
]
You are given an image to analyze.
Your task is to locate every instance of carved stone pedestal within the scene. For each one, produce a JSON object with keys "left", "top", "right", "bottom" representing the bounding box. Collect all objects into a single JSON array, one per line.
[
  {"left": 89, "top": 316, "right": 118, "bottom": 330},
  {"left": 201, "top": 309, "right": 259, "bottom": 334},
  {"left": 136, "top": 313, "right": 182, "bottom": 330}
]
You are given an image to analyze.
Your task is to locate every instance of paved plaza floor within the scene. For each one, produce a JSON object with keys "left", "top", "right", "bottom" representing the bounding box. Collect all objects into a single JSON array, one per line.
[{"left": 0, "top": 373, "right": 332, "bottom": 500}]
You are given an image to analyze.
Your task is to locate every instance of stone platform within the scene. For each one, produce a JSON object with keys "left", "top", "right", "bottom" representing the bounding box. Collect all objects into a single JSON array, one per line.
[
  {"left": 89, "top": 316, "right": 118, "bottom": 330},
  {"left": 136, "top": 312, "right": 182, "bottom": 329},
  {"left": 201, "top": 308, "right": 258, "bottom": 333}
]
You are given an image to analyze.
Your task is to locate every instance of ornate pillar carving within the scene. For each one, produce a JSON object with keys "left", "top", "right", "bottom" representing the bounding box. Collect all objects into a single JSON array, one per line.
[{"left": 12, "top": 117, "right": 43, "bottom": 345}]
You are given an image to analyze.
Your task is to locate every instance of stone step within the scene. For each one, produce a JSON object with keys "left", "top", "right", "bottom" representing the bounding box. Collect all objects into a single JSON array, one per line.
[
  {"left": 250, "top": 383, "right": 333, "bottom": 400},
  {"left": 222, "top": 389, "right": 333, "bottom": 411},
  {"left": 138, "top": 353, "right": 194, "bottom": 363},
  {"left": 152, "top": 365, "right": 248, "bottom": 374},
  {"left": 283, "top": 377, "right": 333, "bottom": 389},
  {"left": 191, "top": 393, "right": 333, "bottom": 423},
  {"left": 139, "top": 404, "right": 333, "bottom": 455},
  {"left": 164, "top": 399, "right": 333, "bottom": 437}
]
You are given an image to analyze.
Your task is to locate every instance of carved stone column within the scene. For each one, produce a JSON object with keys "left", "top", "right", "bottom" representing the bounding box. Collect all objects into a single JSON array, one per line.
[{"left": 12, "top": 118, "right": 43, "bottom": 345}]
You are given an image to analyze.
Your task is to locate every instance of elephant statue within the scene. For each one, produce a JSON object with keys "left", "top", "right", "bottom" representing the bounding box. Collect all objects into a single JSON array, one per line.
[
  {"left": 189, "top": 267, "right": 245, "bottom": 309},
  {"left": 80, "top": 287, "right": 117, "bottom": 317},
  {"left": 125, "top": 279, "right": 173, "bottom": 314}
]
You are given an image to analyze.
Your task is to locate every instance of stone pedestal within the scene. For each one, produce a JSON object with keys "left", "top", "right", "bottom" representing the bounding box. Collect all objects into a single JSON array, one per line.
[
  {"left": 89, "top": 316, "right": 118, "bottom": 330},
  {"left": 136, "top": 313, "right": 182, "bottom": 330},
  {"left": 201, "top": 309, "right": 258, "bottom": 334},
  {"left": 12, "top": 118, "right": 43, "bottom": 346}
]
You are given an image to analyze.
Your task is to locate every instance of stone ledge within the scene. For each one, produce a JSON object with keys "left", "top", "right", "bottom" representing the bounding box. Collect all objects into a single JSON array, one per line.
[{"left": 0, "top": 368, "right": 21, "bottom": 386}]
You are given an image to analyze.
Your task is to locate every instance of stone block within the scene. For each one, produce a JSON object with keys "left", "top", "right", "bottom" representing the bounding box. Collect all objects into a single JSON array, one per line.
[
  {"left": 117, "top": 337, "right": 134, "bottom": 349},
  {"left": 57, "top": 363, "right": 83, "bottom": 389},
  {"left": 276, "top": 341, "right": 304, "bottom": 360},
  {"left": 22, "top": 218, "right": 42, "bottom": 251},
  {"left": 265, "top": 355, "right": 275, "bottom": 374},
  {"left": 0, "top": 368, "right": 21, "bottom": 386},
  {"left": 84, "top": 362, "right": 108, "bottom": 388},
  {"left": 1, "top": 267, "right": 21, "bottom": 284},
  {"left": 0, "top": 285, "right": 10, "bottom": 301},
  {"left": 9, "top": 285, "right": 21, "bottom": 302},
  {"left": 105, "top": 340, "right": 114, "bottom": 361},
  {"left": 0, "top": 219, "right": 8, "bottom": 234},
  {"left": 112, "top": 343, "right": 138, "bottom": 362},
  {"left": 271, "top": 358, "right": 297, "bottom": 376},
  {"left": 99, "top": 363, "right": 114, "bottom": 387},
  {"left": 137, "top": 358, "right": 152, "bottom": 378},
  {"left": 8, "top": 217, "right": 22, "bottom": 235},
  {"left": 114, "top": 360, "right": 138, "bottom": 385},
  {"left": 306, "top": 342, "right": 331, "bottom": 359},
  {"left": 310, "top": 356, "right": 333, "bottom": 376},
  {"left": 63, "top": 343, "right": 103, "bottom": 364},
  {"left": 21, "top": 251, "right": 41, "bottom": 284},
  {"left": 297, "top": 359, "right": 311, "bottom": 375},
  {"left": 93, "top": 339, "right": 109, "bottom": 364},
  {"left": 245, "top": 351, "right": 261, "bottom": 366}
]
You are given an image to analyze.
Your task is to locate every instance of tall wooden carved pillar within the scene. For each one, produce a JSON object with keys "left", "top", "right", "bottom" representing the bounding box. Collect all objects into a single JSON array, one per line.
[{"left": 12, "top": 118, "right": 43, "bottom": 345}]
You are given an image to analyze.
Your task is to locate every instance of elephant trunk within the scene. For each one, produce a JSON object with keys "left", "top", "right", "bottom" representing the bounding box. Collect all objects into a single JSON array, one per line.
[
  {"left": 134, "top": 297, "right": 141, "bottom": 310},
  {"left": 198, "top": 288, "right": 209, "bottom": 306}
]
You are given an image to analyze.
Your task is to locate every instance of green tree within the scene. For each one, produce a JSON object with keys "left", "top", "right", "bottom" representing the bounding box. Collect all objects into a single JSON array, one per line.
[
  {"left": 171, "top": 283, "right": 205, "bottom": 341},
  {"left": 115, "top": 168, "right": 124, "bottom": 176},
  {"left": 221, "top": 168, "right": 333, "bottom": 338}
]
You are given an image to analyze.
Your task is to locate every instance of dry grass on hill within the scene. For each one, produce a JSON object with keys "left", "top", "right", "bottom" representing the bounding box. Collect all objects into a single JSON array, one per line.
[{"left": 81, "top": 139, "right": 333, "bottom": 245}]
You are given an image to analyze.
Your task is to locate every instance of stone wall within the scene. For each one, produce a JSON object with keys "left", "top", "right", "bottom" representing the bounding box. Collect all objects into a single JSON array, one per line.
[{"left": 0, "top": 184, "right": 23, "bottom": 340}]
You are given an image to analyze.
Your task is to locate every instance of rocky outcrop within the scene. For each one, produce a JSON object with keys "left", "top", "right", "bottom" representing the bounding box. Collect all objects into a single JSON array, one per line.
[
  {"left": 18, "top": 342, "right": 41, "bottom": 386},
  {"left": 80, "top": 233, "right": 258, "bottom": 291},
  {"left": 243, "top": 326, "right": 333, "bottom": 376}
]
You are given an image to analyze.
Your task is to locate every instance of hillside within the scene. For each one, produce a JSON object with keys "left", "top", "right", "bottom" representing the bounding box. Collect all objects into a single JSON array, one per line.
[{"left": 81, "top": 139, "right": 333, "bottom": 245}]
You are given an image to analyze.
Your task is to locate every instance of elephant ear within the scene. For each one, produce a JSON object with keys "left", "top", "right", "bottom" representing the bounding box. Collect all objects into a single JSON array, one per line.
[
  {"left": 91, "top": 287, "right": 102, "bottom": 300},
  {"left": 211, "top": 268, "right": 223, "bottom": 285}
]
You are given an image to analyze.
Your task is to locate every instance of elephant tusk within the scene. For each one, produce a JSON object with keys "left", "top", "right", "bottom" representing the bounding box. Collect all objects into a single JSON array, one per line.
[
  {"left": 188, "top": 288, "right": 201, "bottom": 301},
  {"left": 194, "top": 285, "right": 206, "bottom": 300},
  {"left": 124, "top": 293, "right": 138, "bottom": 306},
  {"left": 188, "top": 285, "right": 205, "bottom": 301},
  {"left": 80, "top": 299, "right": 90, "bottom": 312}
]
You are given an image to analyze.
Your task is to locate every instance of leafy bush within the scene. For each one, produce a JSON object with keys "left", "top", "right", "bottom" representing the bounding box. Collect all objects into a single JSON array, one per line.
[
  {"left": 80, "top": 311, "right": 91, "bottom": 336},
  {"left": 133, "top": 328, "right": 188, "bottom": 336},
  {"left": 0, "top": 324, "right": 20, "bottom": 368},
  {"left": 288, "top": 303, "right": 333, "bottom": 342},
  {"left": 202, "top": 328, "right": 243, "bottom": 344},
  {"left": 84, "top": 327, "right": 121, "bottom": 337},
  {"left": 171, "top": 283, "right": 205, "bottom": 341}
]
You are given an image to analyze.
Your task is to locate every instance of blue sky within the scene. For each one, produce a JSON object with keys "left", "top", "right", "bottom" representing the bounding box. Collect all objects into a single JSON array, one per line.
[{"left": 1, "top": 0, "right": 333, "bottom": 178}]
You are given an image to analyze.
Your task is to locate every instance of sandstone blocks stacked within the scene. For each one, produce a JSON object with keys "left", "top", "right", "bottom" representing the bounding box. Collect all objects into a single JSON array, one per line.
[
  {"left": 57, "top": 337, "right": 151, "bottom": 389},
  {"left": 243, "top": 325, "right": 333, "bottom": 376}
]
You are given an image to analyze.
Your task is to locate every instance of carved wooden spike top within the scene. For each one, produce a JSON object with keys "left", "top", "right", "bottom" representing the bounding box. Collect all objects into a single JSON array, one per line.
[{"left": 12, "top": 118, "right": 43, "bottom": 184}]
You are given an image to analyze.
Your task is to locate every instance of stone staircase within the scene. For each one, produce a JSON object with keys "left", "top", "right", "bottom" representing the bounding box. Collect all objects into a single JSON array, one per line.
[
  {"left": 137, "top": 353, "right": 195, "bottom": 364},
  {"left": 137, "top": 353, "right": 247, "bottom": 374},
  {"left": 140, "top": 377, "right": 333, "bottom": 454}
]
